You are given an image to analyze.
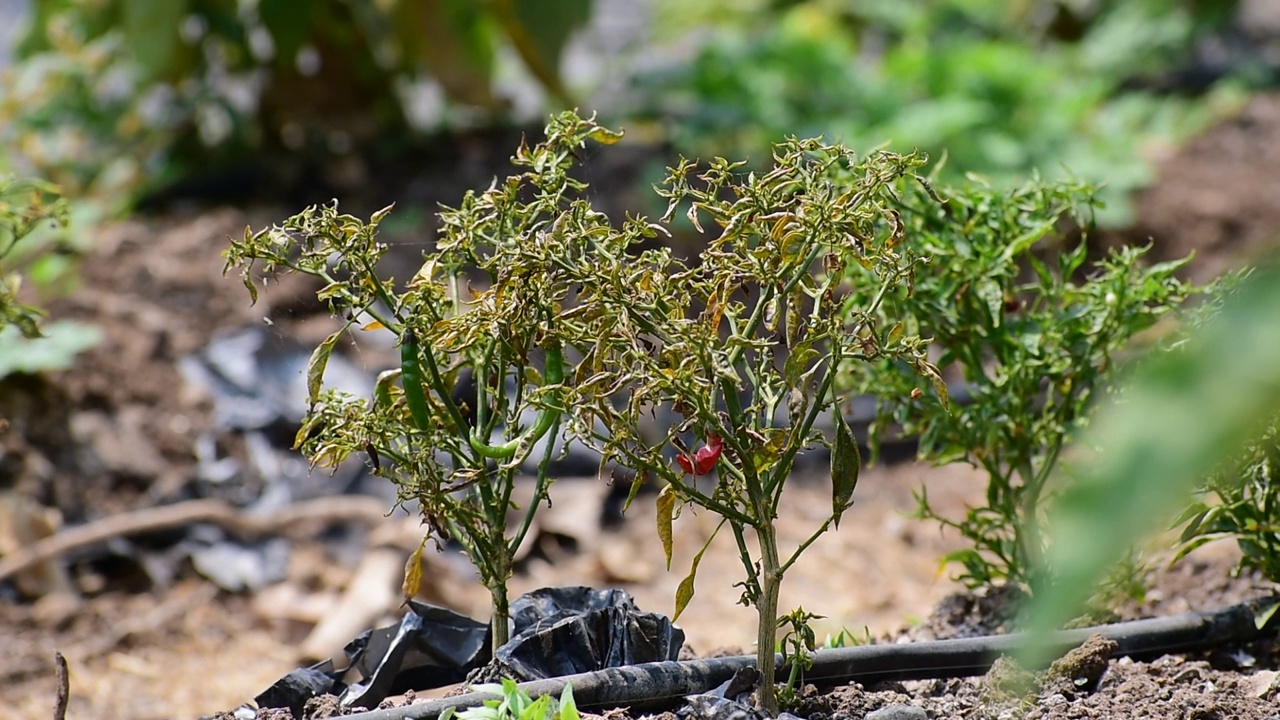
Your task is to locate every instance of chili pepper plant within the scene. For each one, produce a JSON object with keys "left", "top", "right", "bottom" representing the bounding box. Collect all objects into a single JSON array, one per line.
[
  {"left": 838, "top": 175, "right": 1196, "bottom": 596},
  {"left": 557, "top": 141, "right": 946, "bottom": 714},
  {"left": 223, "top": 113, "right": 625, "bottom": 652},
  {"left": 227, "top": 113, "right": 945, "bottom": 711}
]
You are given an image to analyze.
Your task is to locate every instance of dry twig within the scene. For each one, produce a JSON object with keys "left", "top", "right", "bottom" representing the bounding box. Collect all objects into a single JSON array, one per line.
[
  {"left": 53, "top": 651, "right": 68, "bottom": 720},
  {"left": 0, "top": 496, "right": 395, "bottom": 583}
]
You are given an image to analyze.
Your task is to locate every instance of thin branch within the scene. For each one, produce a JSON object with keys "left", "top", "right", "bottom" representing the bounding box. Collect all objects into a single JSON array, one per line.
[
  {"left": 0, "top": 496, "right": 393, "bottom": 582},
  {"left": 53, "top": 652, "right": 68, "bottom": 720}
]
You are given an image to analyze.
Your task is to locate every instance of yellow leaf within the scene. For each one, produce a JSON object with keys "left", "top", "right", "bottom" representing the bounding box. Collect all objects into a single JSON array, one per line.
[
  {"left": 361, "top": 320, "right": 386, "bottom": 332},
  {"left": 305, "top": 330, "right": 343, "bottom": 404},
  {"left": 403, "top": 533, "right": 429, "bottom": 605},
  {"left": 587, "top": 127, "right": 625, "bottom": 145},
  {"left": 673, "top": 520, "right": 722, "bottom": 621},
  {"left": 657, "top": 485, "right": 676, "bottom": 570}
]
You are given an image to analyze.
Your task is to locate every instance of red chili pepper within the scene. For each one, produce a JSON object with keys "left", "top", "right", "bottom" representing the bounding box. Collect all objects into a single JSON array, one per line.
[{"left": 677, "top": 434, "right": 723, "bottom": 476}]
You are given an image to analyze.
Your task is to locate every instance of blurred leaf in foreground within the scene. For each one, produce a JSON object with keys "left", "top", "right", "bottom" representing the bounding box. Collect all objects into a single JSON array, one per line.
[{"left": 1025, "top": 261, "right": 1280, "bottom": 662}]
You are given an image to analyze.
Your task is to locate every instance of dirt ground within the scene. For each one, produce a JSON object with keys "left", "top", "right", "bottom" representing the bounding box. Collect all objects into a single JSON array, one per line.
[{"left": 3, "top": 93, "right": 1280, "bottom": 720}]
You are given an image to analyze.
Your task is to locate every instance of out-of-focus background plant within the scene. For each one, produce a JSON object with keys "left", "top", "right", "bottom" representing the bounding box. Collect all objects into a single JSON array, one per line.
[
  {"left": 634, "top": 0, "right": 1264, "bottom": 225},
  {"left": 3, "top": 0, "right": 1273, "bottom": 222},
  {"left": 0, "top": 175, "right": 100, "bottom": 377},
  {"left": 1, "top": 0, "right": 594, "bottom": 214}
]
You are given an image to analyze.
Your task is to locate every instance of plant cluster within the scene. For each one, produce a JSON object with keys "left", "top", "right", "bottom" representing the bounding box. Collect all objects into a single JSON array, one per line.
[
  {"left": 228, "top": 112, "right": 945, "bottom": 714},
  {"left": 0, "top": 175, "right": 67, "bottom": 339},
  {"left": 840, "top": 174, "right": 1196, "bottom": 595},
  {"left": 557, "top": 140, "right": 945, "bottom": 714},
  {"left": 226, "top": 113, "right": 628, "bottom": 651},
  {"left": 4, "top": 0, "right": 593, "bottom": 210},
  {"left": 776, "top": 606, "right": 822, "bottom": 708},
  {"left": 229, "top": 110, "right": 1264, "bottom": 714},
  {"left": 637, "top": 0, "right": 1247, "bottom": 224},
  {"left": 444, "top": 679, "right": 579, "bottom": 720}
]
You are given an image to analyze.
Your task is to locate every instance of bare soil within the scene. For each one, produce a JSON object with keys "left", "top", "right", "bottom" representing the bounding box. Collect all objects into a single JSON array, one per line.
[{"left": 3, "top": 93, "right": 1280, "bottom": 720}]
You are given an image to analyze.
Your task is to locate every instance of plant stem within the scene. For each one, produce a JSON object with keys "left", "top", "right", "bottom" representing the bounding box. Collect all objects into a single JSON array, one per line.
[
  {"left": 1017, "top": 458, "right": 1043, "bottom": 589},
  {"left": 510, "top": 418, "right": 561, "bottom": 557},
  {"left": 754, "top": 521, "right": 783, "bottom": 716},
  {"left": 489, "top": 576, "right": 511, "bottom": 652}
]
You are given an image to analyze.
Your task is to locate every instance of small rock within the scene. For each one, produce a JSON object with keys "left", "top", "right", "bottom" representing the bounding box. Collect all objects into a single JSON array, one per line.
[
  {"left": 1045, "top": 633, "right": 1117, "bottom": 696},
  {"left": 982, "top": 655, "right": 1038, "bottom": 702},
  {"left": 1248, "top": 669, "right": 1279, "bottom": 699},
  {"left": 1041, "top": 693, "right": 1067, "bottom": 707},
  {"left": 865, "top": 703, "right": 927, "bottom": 720}
]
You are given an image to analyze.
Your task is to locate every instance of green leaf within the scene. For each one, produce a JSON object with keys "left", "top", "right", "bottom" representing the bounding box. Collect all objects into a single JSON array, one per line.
[
  {"left": 831, "top": 409, "right": 861, "bottom": 528},
  {"left": 657, "top": 484, "right": 676, "bottom": 570},
  {"left": 783, "top": 340, "right": 819, "bottom": 387},
  {"left": 306, "top": 330, "right": 342, "bottom": 405},
  {"left": 1255, "top": 599, "right": 1280, "bottom": 631},
  {"left": 520, "top": 694, "right": 552, "bottom": 720},
  {"left": 558, "top": 684, "right": 579, "bottom": 720},
  {"left": 0, "top": 321, "right": 102, "bottom": 378},
  {"left": 998, "top": 218, "right": 1056, "bottom": 264},
  {"left": 123, "top": 0, "right": 189, "bottom": 81}
]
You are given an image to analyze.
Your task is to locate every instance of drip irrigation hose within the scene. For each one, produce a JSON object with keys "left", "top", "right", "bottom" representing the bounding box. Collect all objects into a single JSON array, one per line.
[{"left": 338, "top": 595, "right": 1278, "bottom": 720}]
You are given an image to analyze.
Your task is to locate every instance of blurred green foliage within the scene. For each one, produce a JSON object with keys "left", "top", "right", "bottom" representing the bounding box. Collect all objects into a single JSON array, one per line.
[
  {"left": 638, "top": 0, "right": 1249, "bottom": 224},
  {"left": 1177, "top": 417, "right": 1280, "bottom": 584},
  {"left": 1027, "top": 261, "right": 1280, "bottom": 647},
  {"left": 0, "top": 175, "right": 101, "bottom": 376},
  {"left": 2, "top": 0, "right": 592, "bottom": 211},
  {"left": 0, "top": 175, "right": 68, "bottom": 339}
]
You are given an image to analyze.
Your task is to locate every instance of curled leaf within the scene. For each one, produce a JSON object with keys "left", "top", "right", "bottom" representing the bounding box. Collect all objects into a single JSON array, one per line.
[
  {"left": 915, "top": 359, "right": 951, "bottom": 411},
  {"left": 402, "top": 533, "right": 430, "bottom": 605},
  {"left": 587, "top": 126, "right": 625, "bottom": 145},
  {"left": 674, "top": 520, "right": 722, "bottom": 621},
  {"left": 306, "top": 331, "right": 343, "bottom": 405},
  {"left": 373, "top": 369, "right": 402, "bottom": 410},
  {"left": 657, "top": 484, "right": 676, "bottom": 570},
  {"left": 831, "top": 409, "right": 861, "bottom": 528}
]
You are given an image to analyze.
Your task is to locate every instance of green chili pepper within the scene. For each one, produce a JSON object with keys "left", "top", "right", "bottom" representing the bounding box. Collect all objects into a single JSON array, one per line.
[
  {"left": 401, "top": 331, "right": 433, "bottom": 432},
  {"left": 469, "top": 340, "right": 564, "bottom": 460}
]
